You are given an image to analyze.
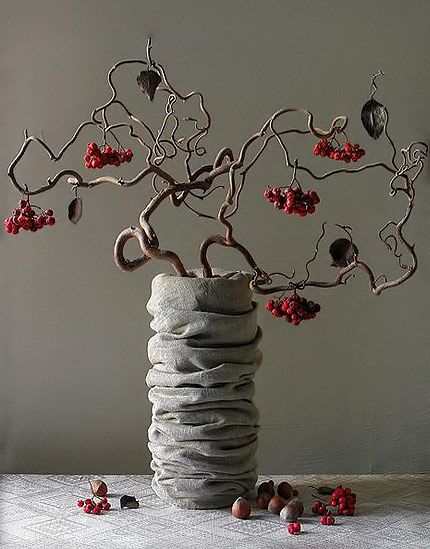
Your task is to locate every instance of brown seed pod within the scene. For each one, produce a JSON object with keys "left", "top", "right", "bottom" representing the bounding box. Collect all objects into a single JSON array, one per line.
[
  {"left": 231, "top": 497, "right": 251, "bottom": 519},
  {"left": 257, "top": 480, "right": 275, "bottom": 497},
  {"left": 277, "top": 481, "right": 293, "bottom": 500},
  {"left": 90, "top": 479, "right": 108, "bottom": 497},
  {"left": 279, "top": 498, "right": 305, "bottom": 522},
  {"left": 268, "top": 495, "right": 286, "bottom": 515},
  {"left": 256, "top": 492, "right": 271, "bottom": 509}
]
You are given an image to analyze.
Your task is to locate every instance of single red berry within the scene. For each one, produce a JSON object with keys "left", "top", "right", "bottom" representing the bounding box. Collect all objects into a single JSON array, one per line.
[
  {"left": 77, "top": 500, "right": 84, "bottom": 507},
  {"left": 287, "top": 522, "right": 301, "bottom": 535},
  {"left": 87, "top": 142, "right": 98, "bottom": 153},
  {"left": 102, "top": 502, "right": 111, "bottom": 510},
  {"left": 265, "top": 300, "right": 274, "bottom": 312},
  {"left": 85, "top": 498, "right": 92, "bottom": 505},
  {"left": 46, "top": 216, "right": 56, "bottom": 226}
]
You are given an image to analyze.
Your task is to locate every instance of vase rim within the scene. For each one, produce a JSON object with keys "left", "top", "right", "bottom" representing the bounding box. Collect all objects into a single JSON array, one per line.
[{"left": 153, "top": 269, "right": 252, "bottom": 282}]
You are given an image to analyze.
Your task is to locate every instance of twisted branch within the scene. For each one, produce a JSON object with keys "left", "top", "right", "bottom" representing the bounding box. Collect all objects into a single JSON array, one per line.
[{"left": 5, "top": 41, "right": 427, "bottom": 301}]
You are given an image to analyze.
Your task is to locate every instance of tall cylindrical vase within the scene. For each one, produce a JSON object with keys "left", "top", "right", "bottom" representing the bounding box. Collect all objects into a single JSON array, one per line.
[{"left": 146, "top": 270, "right": 262, "bottom": 509}]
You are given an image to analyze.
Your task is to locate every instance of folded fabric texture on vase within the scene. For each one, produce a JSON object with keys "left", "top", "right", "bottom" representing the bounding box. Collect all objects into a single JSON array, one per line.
[{"left": 146, "top": 270, "right": 262, "bottom": 509}]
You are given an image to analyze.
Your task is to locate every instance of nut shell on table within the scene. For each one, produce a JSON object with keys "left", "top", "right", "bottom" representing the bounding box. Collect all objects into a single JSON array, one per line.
[
  {"left": 90, "top": 479, "right": 108, "bottom": 497},
  {"left": 268, "top": 495, "right": 286, "bottom": 515},
  {"left": 256, "top": 492, "right": 272, "bottom": 509},
  {"left": 257, "top": 480, "right": 275, "bottom": 497},
  {"left": 279, "top": 499, "right": 305, "bottom": 522},
  {"left": 277, "top": 481, "right": 293, "bottom": 500},
  {"left": 231, "top": 497, "right": 251, "bottom": 519}
]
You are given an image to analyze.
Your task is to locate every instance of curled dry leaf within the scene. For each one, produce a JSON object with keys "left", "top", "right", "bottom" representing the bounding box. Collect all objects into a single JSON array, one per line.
[
  {"left": 308, "top": 485, "right": 335, "bottom": 495},
  {"left": 329, "top": 238, "right": 358, "bottom": 268},
  {"left": 136, "top": 69, "right": 162, "bottom": 101},
  {"left": 361, "top": 98, "right": 387, "bottom": 140},
  {"left": 120, "top": 494, "right": 139, "bottom": 509},
  {"left": 68, "top": 197, "right": 83, "bottom": 224}
]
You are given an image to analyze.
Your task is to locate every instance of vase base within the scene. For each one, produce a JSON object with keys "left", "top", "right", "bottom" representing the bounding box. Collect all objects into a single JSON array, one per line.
[{"left": 151, "top": 474, "right": 257, "bottom": 509}]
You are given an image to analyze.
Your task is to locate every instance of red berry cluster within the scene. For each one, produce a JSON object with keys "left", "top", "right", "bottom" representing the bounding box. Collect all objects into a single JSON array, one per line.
[
  {"left": 85, "top": 142, "right": 133, "bottom": 169},
  {"left": 329, "top": 486, "right": 356, "bottom": 516},
  {"left": 313, "top": 138, "right": 365, "bottom": 163},
  {"left": 266, "top": 294, "right": 321, "bottom": 325},
  {"left": 312, "top": 486, "right": 356, "bottom": 517},
  {"left": 4, "top": 200, "right": 55, "bottom": 235},
  {"left": 320, "top": 510, "right": 335, "bottom": 526},
  {"left": 287, "top": 522, "right": 301, "bottom": 535},
  {"left": 264, "top": 187, "right": 320, "bottom": 217},
  {"left": 77, "top": 496, "right": 111, "bottom": 515},
  {"left": 312, "top": 499, "right": 328, "bottom": 516}
]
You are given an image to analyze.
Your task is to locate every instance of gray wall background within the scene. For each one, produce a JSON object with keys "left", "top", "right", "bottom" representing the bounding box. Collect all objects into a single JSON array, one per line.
[{"left": 1, "top": 0, "right": 429, "bottom": 475}]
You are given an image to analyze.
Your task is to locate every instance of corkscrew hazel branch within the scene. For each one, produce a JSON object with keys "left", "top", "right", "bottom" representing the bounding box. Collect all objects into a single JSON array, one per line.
[{"left": 5, "top": 41, "right": 427, "bottom": 300}]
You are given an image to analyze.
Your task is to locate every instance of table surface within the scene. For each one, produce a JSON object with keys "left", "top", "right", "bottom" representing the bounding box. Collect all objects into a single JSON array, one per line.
[{"left": 1, "top": 474, "right": 429, "bottom": 548}]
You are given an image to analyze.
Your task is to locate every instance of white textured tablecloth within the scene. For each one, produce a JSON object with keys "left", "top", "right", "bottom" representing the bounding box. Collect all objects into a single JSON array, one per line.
[{"left": 1, "top": 474, "right": 429, "bottom": 548}]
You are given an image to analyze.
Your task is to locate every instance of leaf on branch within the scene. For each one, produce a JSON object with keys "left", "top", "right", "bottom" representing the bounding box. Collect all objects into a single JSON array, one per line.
[
  {"left": 329, "top": 238, "right": 358, "bottom": 267},
  {"left": 68, "top": 197, "right": 83, "bottom": 224},
  {"left": 361, "top": 99, "right": 387, "bottom": 139},
  {"left": 136, "top": 70, "right": 161, "bottom": 101}
]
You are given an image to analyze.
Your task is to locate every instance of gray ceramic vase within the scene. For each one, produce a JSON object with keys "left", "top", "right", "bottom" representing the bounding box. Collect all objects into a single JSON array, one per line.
[{"left": 146, "top": 270, "right": 262, "bottom": 509}]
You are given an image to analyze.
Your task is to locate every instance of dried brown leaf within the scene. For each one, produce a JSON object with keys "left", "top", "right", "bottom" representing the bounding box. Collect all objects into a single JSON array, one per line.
[{"left": 136, "top": 70, "right": 161, "bottom": 101}]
